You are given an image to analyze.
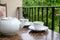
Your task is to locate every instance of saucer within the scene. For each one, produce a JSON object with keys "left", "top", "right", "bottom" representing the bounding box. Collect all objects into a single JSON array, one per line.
[
  {"left": 29, "top": 25, "right": 48, "bottom": 31},
  {"left": 24, "top": 22, "right": 31, "bottom": 26}
]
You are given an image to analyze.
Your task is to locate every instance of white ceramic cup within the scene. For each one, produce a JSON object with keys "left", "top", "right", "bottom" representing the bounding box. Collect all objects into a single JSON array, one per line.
[
  {"left": 33, "top": 21, "right": 44, "bottom": 30},
  {"left": 20, "top": 19, "right": 29, "bottom": 23},
  {"left": 20, "top": 19, "right": 29, "bottom": 28}
]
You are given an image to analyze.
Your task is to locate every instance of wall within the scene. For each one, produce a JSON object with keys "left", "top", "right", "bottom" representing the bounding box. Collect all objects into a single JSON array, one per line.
[{"left": 1, "top": 0, "right": 22, "bottom": 18}]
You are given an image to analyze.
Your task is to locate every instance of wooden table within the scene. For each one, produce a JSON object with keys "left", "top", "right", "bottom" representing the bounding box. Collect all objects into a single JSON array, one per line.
[{"left": 0, "top": 27, "right": 60, "bottom": 40}]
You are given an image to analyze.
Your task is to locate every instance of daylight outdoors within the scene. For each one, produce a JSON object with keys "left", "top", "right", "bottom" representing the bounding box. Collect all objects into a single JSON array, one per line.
[
  {"left": 0, "top": 0, "right": 60, "bottom": 40},
  {"left": 23, "top": 0, "right": 60, "bottom": 33}
]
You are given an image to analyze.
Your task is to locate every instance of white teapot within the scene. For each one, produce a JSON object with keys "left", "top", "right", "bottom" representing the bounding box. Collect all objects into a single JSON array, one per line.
[{"left": 0, "top": 17, "right": 21, "bottom": 35}]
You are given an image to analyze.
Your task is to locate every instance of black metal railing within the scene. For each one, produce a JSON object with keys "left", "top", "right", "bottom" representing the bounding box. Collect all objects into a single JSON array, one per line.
[
  {"left": 23, "top": 6, "right": 59, "bottom": 30},
  {"left": 17, "top": 6, "right": 60, "bottom": 40}
]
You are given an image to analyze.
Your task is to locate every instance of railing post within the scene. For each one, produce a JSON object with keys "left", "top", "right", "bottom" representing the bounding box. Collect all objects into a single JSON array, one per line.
[
  {"left": 42, "top": 8, "right": 44, "bottom": 21},
  {"left": 46, "top": 7, "right": 48, "bottom": 26},
  {"left": 29, "top": 8, "right": 32, "bottom": 21},
  {"left": 57, "top": 14, "right": 60, "bottom": 33},
  {"left": 51, "top": 7, "right": 55, "bottom": 40},
  {"left": 32, "top": 7, "right": 34, "bottom": 22},
  {"left": 59, "top": 16, "right": 60, "bottom": 33},
  {"left": 17, "top": 7, "right": 23, "bottom": 19},
  {"left": 34, "top": 7, "right": 36, "bottom": 21},
  {"left": 26, "top": 8, "right": 29, "bottom": 19},
  {"left": 38, "top": 7, "right": 40, "bottom": 21}
]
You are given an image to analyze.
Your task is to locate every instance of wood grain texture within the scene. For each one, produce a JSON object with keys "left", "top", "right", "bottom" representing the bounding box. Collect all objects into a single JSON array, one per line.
[{"left": 0, "top": 27, "right": 59, "bottom": 40}]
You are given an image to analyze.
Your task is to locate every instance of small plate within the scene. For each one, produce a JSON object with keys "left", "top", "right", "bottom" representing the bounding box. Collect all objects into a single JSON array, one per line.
[
  {"left": 29, "top": 25, "right": 48, "bottom": 31},
  {"left": 24, "top": 22, "right": 31, "bottom": 26}
]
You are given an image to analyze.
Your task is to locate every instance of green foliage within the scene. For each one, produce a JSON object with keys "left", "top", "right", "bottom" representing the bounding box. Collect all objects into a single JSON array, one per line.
[
  {"left": 23, "top": 0, "right": 60, "bottom": 6},
  {"left": 23, "top": 0, "right": 60, "bottom": 33}
]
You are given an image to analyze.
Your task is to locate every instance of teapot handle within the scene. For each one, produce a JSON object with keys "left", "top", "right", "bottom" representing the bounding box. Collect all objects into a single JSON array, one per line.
[{"left": 20, "top": 22, "right": 24, "bottom": 29}]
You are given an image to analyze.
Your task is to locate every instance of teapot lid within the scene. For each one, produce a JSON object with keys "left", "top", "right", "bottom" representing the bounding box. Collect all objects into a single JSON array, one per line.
[{"left": 1, "top": 17, "right": 18, "bottom": 21}]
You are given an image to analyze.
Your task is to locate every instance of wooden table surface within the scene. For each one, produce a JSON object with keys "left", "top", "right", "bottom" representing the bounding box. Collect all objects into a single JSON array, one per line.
[{"left": 0, "top": 27, "right": 60, "bottom": 40}]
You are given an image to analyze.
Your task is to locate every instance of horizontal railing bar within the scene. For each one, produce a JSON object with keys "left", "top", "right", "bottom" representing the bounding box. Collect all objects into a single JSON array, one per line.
[{"left": 18, "top": 6, "right": 60, "bottom": 8}]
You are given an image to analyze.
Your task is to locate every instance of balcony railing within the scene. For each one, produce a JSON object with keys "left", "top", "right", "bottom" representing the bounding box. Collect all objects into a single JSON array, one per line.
[{"left": 17, "top": 6, "right": 60, "bottom": 40}]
